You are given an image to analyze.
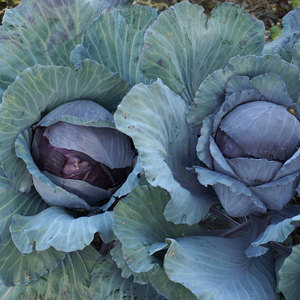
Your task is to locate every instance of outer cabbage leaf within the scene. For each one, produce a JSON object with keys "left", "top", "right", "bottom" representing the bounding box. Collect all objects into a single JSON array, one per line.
[
  {"left": 71, "top": 5, "right": 157, "bottom": 85},
  {"left": 0, "top": 0, "right": 126, "bottom": 96},
  {"left": 0, "top": 234, "right": 64, "bottom": 287},
  {"left": 0, "top": 60, "right": 129, "bottom": 191},
  {"left": 149, "top": 268, "right": 197, "bottom": 300},
  {"left": 139, "top": 1, "right": 265, "bottom": 103},
  {"left": 0, "top": 171, "right": 65, "bottom": 286},
  {"left": 110, "top": 241, "right": 195, "bottom": 300},
  {"left": 10, "top": 207, "right": 114, "bottom": 253},
  {"left": 89, "top": 255, "right": 166, "bottom": 300},
  {"left": 187, "top": 55, "right": 300, "bottom": 132},
  {"left": 110, "top": 240, "right": 165, "bottom": 286},
  {"left": 195, "top": 167, "right": 267, "bottom": 217},
  {"left": 263, "top": 7, "right": 300, "bottom": 62},
  {"left": 292, "top": 41, "right": 300, "bottom": 69},
  {"left": 110, "top": 240, "right": 147, "bottom": 282},
  {"left": 277, "top": 244, "right": 300, "bottom": 300},
  {"left": 113, "top": 185, "right": 201, "bottom": 299},
  {"left": 0, "top": 246, "right": 100, "bottom": 300},
  {"left": 164, "top": 235, "right": 279, "bottom": 300},
  {"left": 114, "top": 79, "right": 215, "bottom": 225},
  {"left": 0, "top": 284, "right": 14, "bottom": 299},
  {"left": 113, "top": 185, "right": 205, "bottom": 273},
  {"left": 246, "top": 206, "right": 300, "bottom": 258}
]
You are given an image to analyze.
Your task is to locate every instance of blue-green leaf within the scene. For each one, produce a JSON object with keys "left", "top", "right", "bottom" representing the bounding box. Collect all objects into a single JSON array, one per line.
[
  {"left": 164, "top": 236, "right": 279, "bottom": 300},
  {"left": 114, "top": 79, "right": 215, "bottom": 225},
  {"left": 150, "top": 268, "right": 197, "bottom": 300},
  {"left": 113, "top": 185, "right": 205, "bottom": 274},
  {"left": 0, "top": 178, "right": 65, "bottom": 286},
  {"left": 89, "top": 255, "right": 165, "bottom": 300},
  {"left": 248, "top": 209, "right": 300, "bottom": 258},
  {"left": 292, "top": 41, "right": 300, "bottom": 69},
  {"left": 140, "top": 1, "right": 265, "bottom": 103},
  {"left": 0, "top": 61, "right": 129, "bottom": 191},
  {"left": 195, "top": 166, "right": 266, "bottom": 217},
  {"left": 110, "top": 240, "right": 141, "bottom": 280},
  {"left": 10, "top": 207, "right": 114, "bottom": 253},
  {"left": 113, "top": 185, "right": 205, "bottom": 299},
  {"left": 277, "top": 244, "right": 300, "bottom": 300},
  {"left": 110, "top": 240, "right": 196, "bottom": 299},
  {"left": 0, "top": 237, "right": 64, "bottom": 287},
  {"left": 71, "top": 5, "right": 157, "bottom": 85},
  {"left": 0, "top": 0, "right": 121, "bottom": 95},
  {"left": 37, "top": 99, "right": 115, "bottom": 129},
  {"left": 263, "top": 7, "right": 300, "bottom": 62},
  {"left": 0, "top": 246, "right": 100, "bottom": 300}
]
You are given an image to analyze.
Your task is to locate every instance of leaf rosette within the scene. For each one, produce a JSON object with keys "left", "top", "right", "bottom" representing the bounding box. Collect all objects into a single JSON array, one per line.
[
  {"left": 188, "top": 55, "right": 300, "bottom": 217},
  {"left": 0, "top": 55, "right": 144, "bottom": 248},
  {"left": 0, "top": 0, "right": 155, "bottom": 290}
]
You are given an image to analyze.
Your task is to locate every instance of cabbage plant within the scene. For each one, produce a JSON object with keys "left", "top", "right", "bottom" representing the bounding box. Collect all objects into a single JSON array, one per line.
[
  {"left": 0, "top": 0, "right": 300, "bottom": 299},
  {"left": 194, "top": 76, "right": 300, "bottom": 217}
]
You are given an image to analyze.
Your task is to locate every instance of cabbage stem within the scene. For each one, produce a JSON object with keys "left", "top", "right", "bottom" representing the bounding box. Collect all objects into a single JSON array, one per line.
[
  {"left": 209, "top": 206, "right": 240, "bottom": 228},
  {"left": 221, "top": 220, "right": 251, "bottom": 238}
]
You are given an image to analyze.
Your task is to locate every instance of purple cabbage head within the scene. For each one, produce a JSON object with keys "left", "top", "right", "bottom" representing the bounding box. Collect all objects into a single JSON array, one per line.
[
  {"left": 31, "top": 101, "right": 136, "bottom": 210},
  {"left": 216, "top": 101, "right": 300, "bottom": 163},
  {"left": 195, "top": 71, "right": 300, "bottom": 217}
]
